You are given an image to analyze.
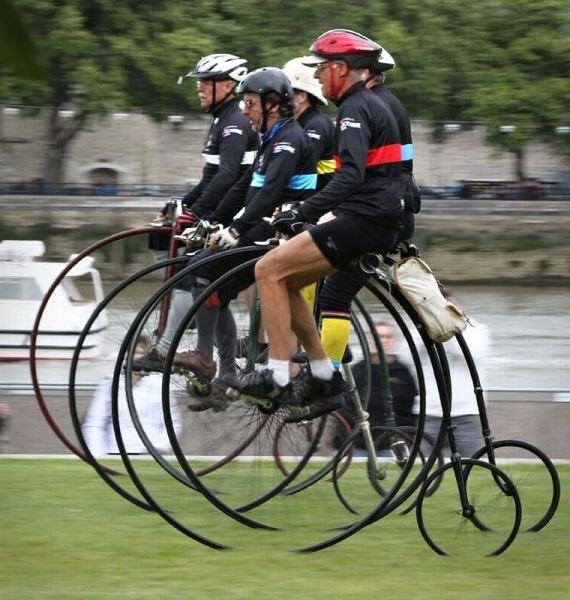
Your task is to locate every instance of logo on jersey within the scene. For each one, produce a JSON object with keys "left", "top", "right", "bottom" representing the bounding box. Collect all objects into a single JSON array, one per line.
[
  {"left": 273, "top": 142, "right": 296, "bottom": 154},
  {"left": 222, "top": 125, "right": 244, "bottom": 137},
  {"left": 307, "top": 129, "right": 321, "bottom": 140},
  {"left": 339, "top": 117, "right": 361, "bottom": 131}
]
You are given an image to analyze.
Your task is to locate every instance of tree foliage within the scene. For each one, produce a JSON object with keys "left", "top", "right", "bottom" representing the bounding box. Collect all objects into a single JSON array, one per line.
[
  {"left": 1, "top": 0, "right": 568, "bottom": 181},
  {"left": 0, "top": 0, "right": 47, "bottom": 80}
]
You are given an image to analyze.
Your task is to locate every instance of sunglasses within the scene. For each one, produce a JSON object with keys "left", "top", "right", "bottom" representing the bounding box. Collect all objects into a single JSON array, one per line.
[
  {"left": 314, "top": 62, "right": 329, "bottom": 72},
  {"left": 242, "top": 98, "right": 261, "bottom": 109}
]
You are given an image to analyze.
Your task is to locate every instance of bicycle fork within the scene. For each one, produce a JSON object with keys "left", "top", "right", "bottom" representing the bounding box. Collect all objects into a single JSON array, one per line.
[{"left": 342, "top": 365, "right": 388, "bottom": 481}]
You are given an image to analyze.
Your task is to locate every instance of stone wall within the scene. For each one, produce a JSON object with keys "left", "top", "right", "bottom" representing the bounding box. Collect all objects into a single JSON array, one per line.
[{"left": 1, "top": 109, "right": 568, "bottom": 186}]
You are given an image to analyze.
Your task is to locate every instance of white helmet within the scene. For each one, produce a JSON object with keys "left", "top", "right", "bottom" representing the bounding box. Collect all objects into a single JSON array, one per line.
[
  {"left": 372, "top": 47, "right": 396, "bottom": 74},
  {"left": 177, "top": 53, "right": 248, "bottom": 84},
  {"left": 282, "top": 57, "right": 327, "bottom": 105}
]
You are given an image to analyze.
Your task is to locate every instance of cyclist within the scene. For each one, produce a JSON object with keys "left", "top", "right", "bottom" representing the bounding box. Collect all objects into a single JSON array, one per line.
[
  {"left": 283, "top": 57, "right": 335, "bottom": 190},
  {"left": 195, "top": 61, "right": 335, "bottom": 410},
  {"left": 234, "top": 57, "right": 335, "bottom": 357},
  {"left": 177, "top": 53, "right": 257, "bottom": 219},
  {"left": 221, "top": 29, "right": 408, "bottom": 420},
  {"left": 136, "top": 68, "right": 318, "bottom": 388},
  {"left": 318, "top": 43, "right": 420, "bottom": 373},
  {"left": 137, "top": 53, "right": 256, "bottom": 373}
]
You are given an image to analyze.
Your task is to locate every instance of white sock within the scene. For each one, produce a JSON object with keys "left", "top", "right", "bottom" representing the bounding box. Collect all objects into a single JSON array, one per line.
[
  {"left": 268, "top": 359, "right": 290, "bottom": 387},
  {"left": 309, "top": 358, "right": 334, "bottom": 381}
]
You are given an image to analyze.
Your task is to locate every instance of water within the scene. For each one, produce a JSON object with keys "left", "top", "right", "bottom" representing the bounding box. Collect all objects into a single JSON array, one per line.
[
  {"left": 371, "top": 285, "right": 570, "bottom": 390},
  {"left": 3, "top": 286, "right": 570, "bottom": 392},
  {"left": 454, "top": 286, "right": 570, "bottom": 390},
  {"left": 350, "top": 285, "right": 570, "bottom": 391}
]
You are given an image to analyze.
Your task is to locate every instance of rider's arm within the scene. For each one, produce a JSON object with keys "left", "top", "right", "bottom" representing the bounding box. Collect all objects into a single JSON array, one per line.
[
  {"left": 191, "top": 126, "right": 250, "bottom": 218},
  {"left": 210, "top": 166, "right": 254, "bottom": 226},
  {"left": 231, "top": 141, "right": 299, "bottom": 235},
  {"left": 298, "top": 105, "right": 369, "bottom": 223},
  {"left": 305, "top": 115, "right": 333, "bottom": 164},
  {"left": 182, "top": 177, "right": 206, "bottom": 208}
]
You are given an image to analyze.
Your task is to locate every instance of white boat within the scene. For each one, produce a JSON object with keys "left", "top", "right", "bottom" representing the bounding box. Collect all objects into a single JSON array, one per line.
[{"left": 0, "top": 240, "right": 107, "bottom": 360}]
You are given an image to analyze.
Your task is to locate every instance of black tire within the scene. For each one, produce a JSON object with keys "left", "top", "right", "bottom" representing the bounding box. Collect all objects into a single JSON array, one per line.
[
  {"left": 68, "top": 254, "right": 195, "bottom": 510},
  {"left": 275, "top": 303, "right": 373, "bottom": 495},
  {"left": 116, "top": 251, "right": 444, "bottom": 551},
  {"left": 469, "top": 439, "right": 560, "bottom": 532},
  {"left": 30, "top": 226, "right": 171, "bottom": 467},
  {"left": 152, "top": 252, "right": 333, "bottom": 522},
  {"left": 416, "top": 458, "right": 522, "bottom": 556}
]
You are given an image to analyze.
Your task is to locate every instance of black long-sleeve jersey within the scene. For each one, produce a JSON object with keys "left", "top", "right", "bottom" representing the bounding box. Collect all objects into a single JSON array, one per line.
[
  {"left": 371, "top": 84, "right": 413, "bottom": 174},
  {"left": 297, "top": 106, "right": 335, "bottom": 191},
  {"left": 372, "top": 83, "right": 420, "bottom": 213},
  {"left": 182, "top": 98, "right": 257, "bottom": 218},
  {"left": 212, "top": 118, "right": 317, "bottom": 235},
  {"left": 298, "top": 81, "right": 407, "bottom": 223}
]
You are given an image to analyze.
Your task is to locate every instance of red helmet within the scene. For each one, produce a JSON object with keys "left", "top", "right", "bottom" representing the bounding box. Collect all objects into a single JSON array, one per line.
[{"left": 306, "top": 29, "right": 381, "bottom": 69}]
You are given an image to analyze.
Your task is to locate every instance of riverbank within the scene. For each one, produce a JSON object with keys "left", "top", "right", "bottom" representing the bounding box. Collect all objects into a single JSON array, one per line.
[{"left": 415, "top": 212, "right": 570, "bottom": 284}]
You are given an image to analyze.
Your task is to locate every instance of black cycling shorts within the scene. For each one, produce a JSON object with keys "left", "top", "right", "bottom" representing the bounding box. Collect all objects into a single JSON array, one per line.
[{"left": 309, "top": 212, "right": 400, "bottom": 269}]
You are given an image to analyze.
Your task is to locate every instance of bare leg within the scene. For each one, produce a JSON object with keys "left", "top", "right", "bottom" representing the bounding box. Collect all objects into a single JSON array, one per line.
[
  {"left": 221, "top": 233, "right": 346, "bottom": 418},
  {"left": 255, "top": 232, "right": 333, "bottom": 361}
]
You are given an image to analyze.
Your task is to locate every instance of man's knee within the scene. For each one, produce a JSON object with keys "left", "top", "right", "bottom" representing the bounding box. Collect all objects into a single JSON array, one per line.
[{"left": 255, "top": 248, "right": 287, "bottom": 283}]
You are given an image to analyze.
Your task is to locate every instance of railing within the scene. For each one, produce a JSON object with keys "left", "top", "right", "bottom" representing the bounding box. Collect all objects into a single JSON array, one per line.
[
  {"left": 420, "top": 179, "right": 569, "bottom": 201},
  {"left": 1, "top": 180, "right": 568, "bottom": 200},
  {"left": 0, "top": 182, "right": 188, "bottom": 197}
]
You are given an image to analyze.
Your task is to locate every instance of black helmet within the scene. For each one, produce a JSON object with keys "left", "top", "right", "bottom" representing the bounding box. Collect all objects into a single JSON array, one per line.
[{"left": 237, "top": 67, "right": 293, "bottom": 100}]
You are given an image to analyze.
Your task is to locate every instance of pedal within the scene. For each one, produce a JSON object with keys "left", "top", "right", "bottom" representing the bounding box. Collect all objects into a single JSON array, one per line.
[
  {"left": 223, "top": 387, "right": 279, "bottom": 414},
  {"left": 177, "top": 368, "right": 213, "bottom": 398}
]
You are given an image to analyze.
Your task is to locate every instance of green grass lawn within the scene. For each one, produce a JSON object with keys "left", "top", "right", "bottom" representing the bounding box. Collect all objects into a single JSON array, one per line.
[{"left": 0, "top": 459, "right": 568, "bottom": 599}]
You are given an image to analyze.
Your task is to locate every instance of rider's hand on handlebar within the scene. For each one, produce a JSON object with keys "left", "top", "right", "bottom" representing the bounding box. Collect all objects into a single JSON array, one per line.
[
  {"left": 175, "top": 220, "right": 219, "bottom": 244},
  {"left": 209, "top": 225, "right": 240, "bottom": 250},
  {"left": 272, "top": 208, "right": 306, "bottom": 238}
]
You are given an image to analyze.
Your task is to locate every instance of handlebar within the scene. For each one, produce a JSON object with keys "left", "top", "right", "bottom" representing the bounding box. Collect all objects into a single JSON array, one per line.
[{"left": 174, "top": 220, "right": 223, "bottom": 249}]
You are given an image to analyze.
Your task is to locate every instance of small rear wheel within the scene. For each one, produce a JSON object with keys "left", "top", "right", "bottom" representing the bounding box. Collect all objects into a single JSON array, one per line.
[
  {"left": 469, "top": 439, "right": 560, "bottom": 532},
  {"left": 416, "top": 458, "right": 522, "bottom": 557}
]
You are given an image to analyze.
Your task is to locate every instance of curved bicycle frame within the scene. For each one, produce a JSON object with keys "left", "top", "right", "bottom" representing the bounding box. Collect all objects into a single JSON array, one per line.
[{"left": 30, "top": 226, "right": 171, "bottom": 471}]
